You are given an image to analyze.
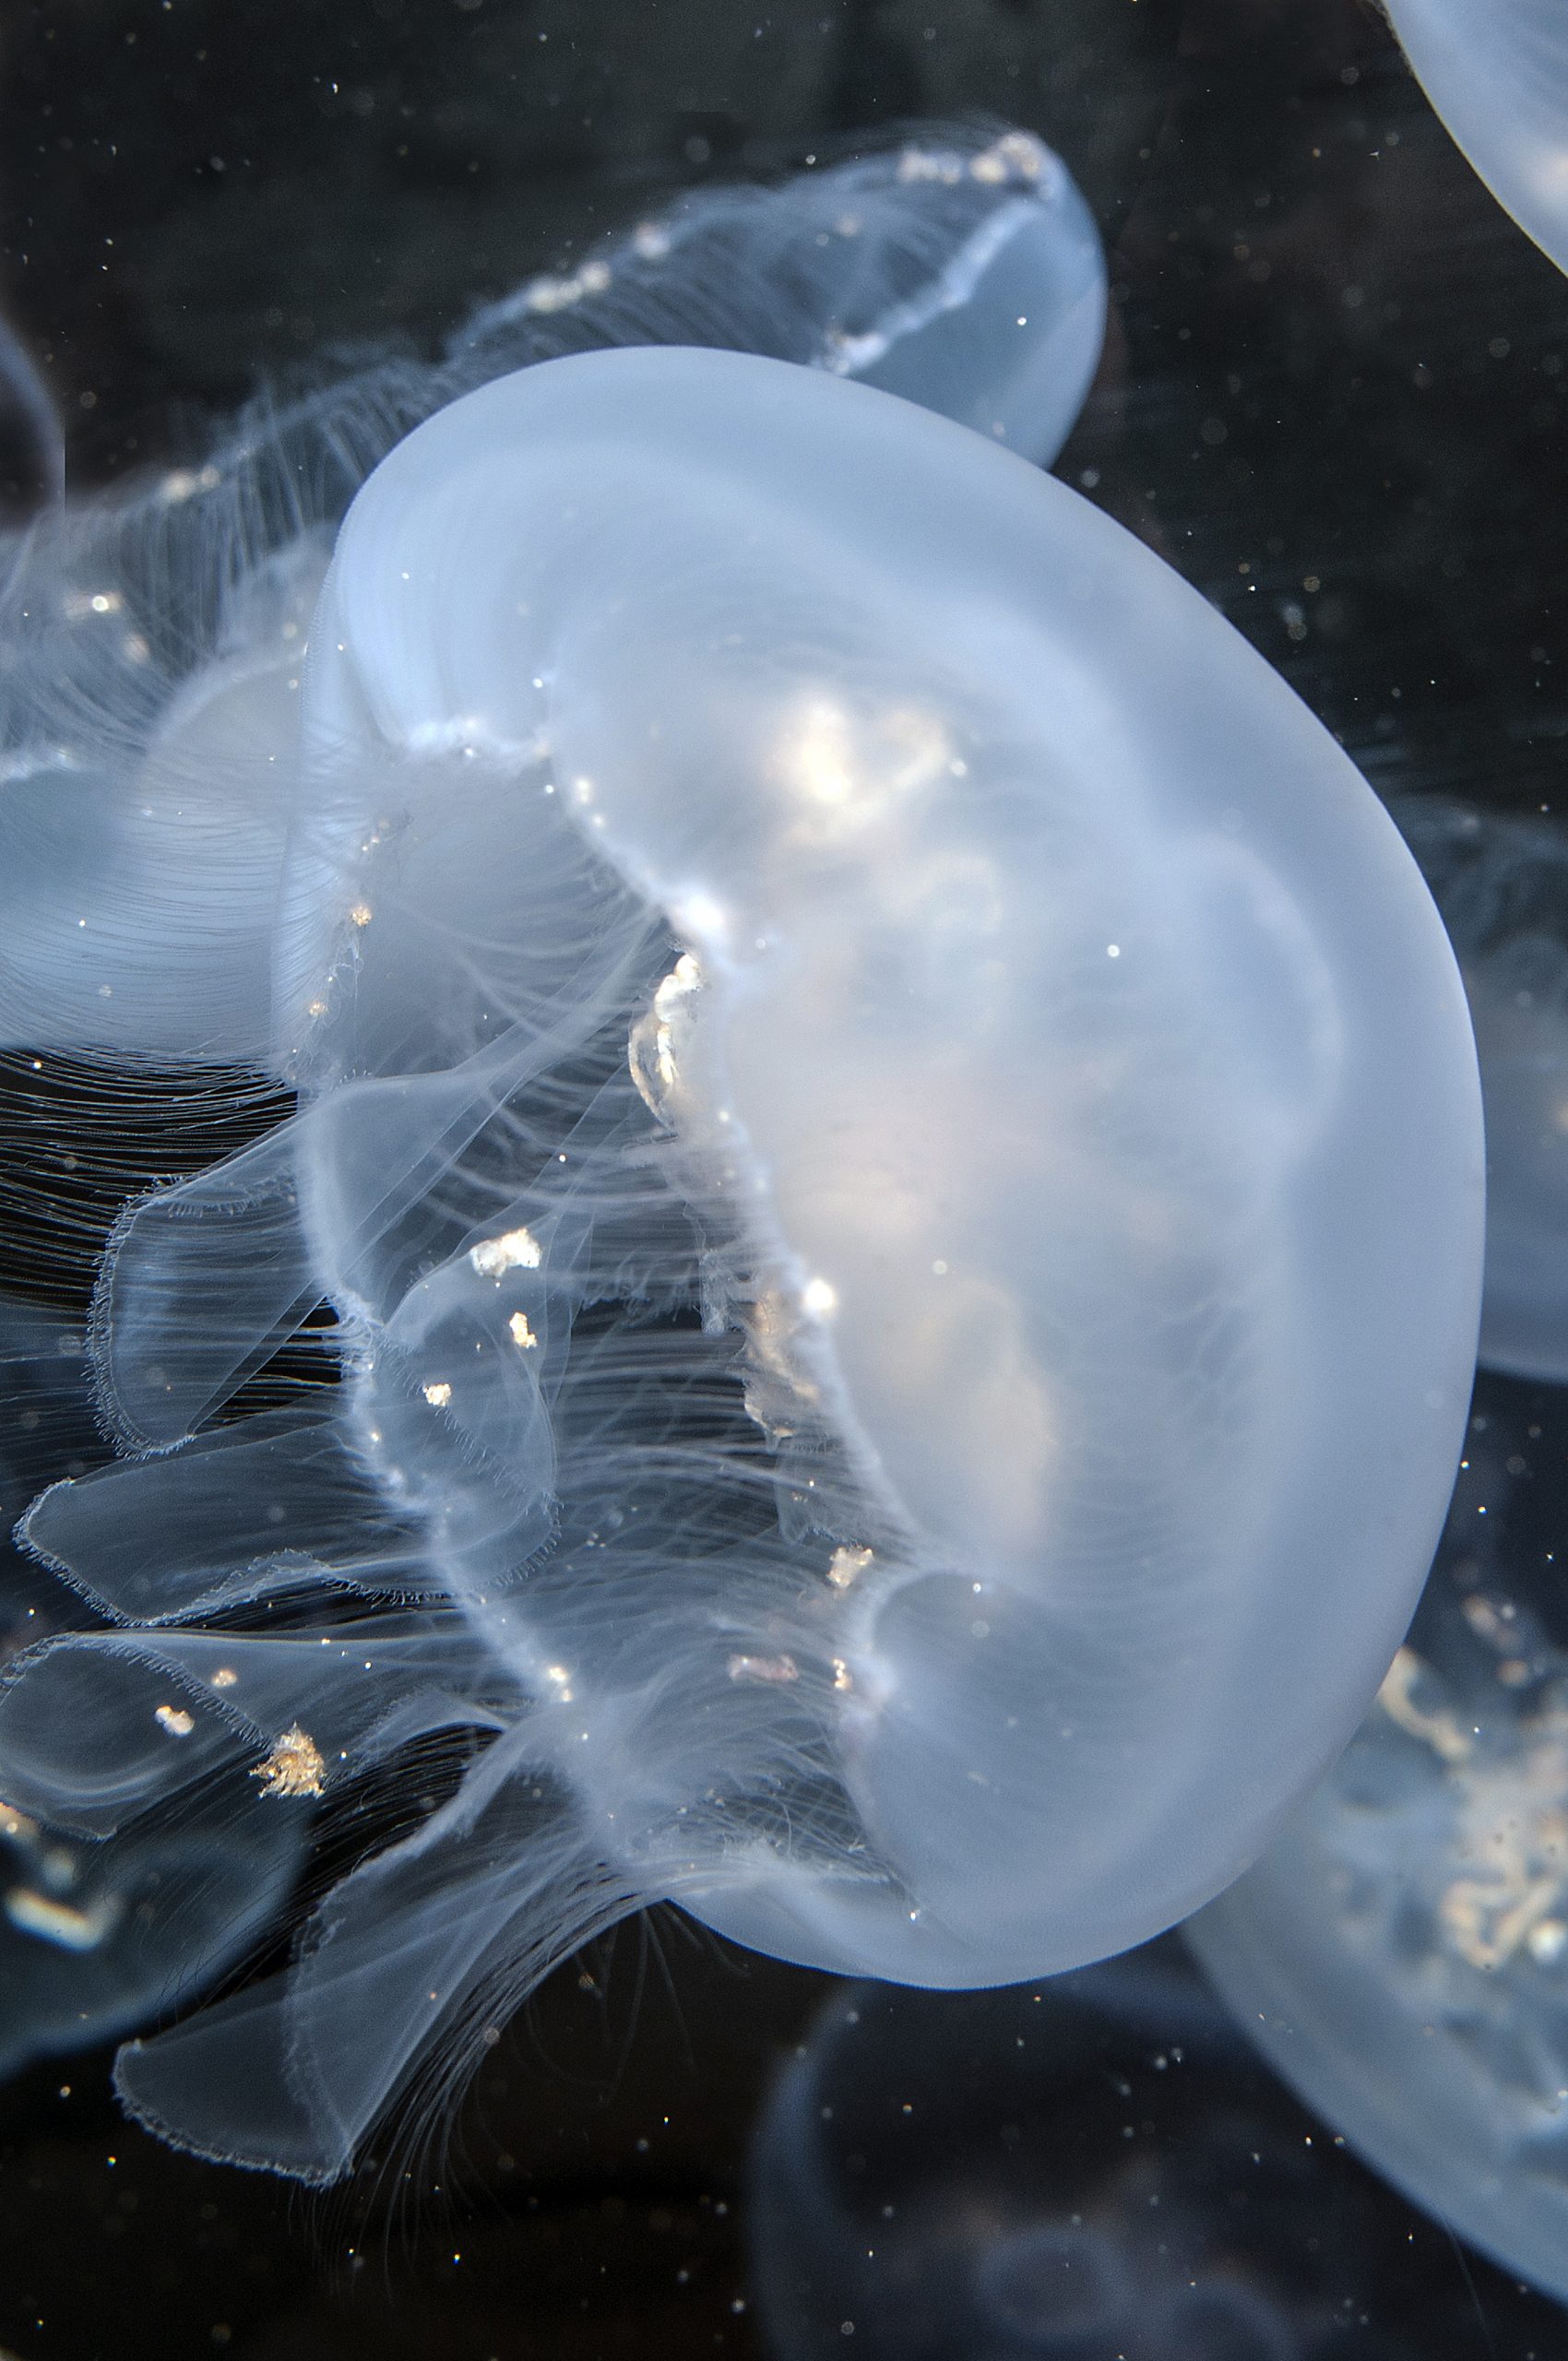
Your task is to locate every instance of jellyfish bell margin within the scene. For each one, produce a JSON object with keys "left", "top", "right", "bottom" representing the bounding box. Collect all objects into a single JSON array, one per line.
[
  {"left": 1383, "top": 0, "right": 1568, "bottom": 278},
  {"left": 3, "top": 346, "right": 1484, "bottom": 2185}
]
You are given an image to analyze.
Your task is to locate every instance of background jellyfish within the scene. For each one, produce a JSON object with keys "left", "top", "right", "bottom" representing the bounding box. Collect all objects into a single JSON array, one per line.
[
  {"left": 1190, "top": 1370, "right": 1568, "bottom": 2305},
  {"left": 0, "top": 313, "right": 1484, "bottom": 2189},
  {"left": 0, "top": 1294, "right": 303, "bottom": 2077},
  {"left": 1393, "top": 798, "right": 1568, "bottom": 1385},
  {"left": 0, "top": 312, "right": 62, "bottom": 517},
  {"left": 748, "top": 1948, "right": 1442, "bottom": 2361},
  {"left": 1381, "top": 1, "right": 1568, "bottom": 277}
]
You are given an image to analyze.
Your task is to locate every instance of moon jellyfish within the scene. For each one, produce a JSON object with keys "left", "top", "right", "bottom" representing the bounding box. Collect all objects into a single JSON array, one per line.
[
  {"left": 0, "top": 201, "right": 1481, "bottom": 2177},
  {"left": 1383, "top": 1, "right": 1568, "bottom": 276},
  {"left": 749, "top": 1951, "right": 1426, "bottom": 2360},
  {"left": 1191, "top": 1374, "right": 1568, "bottom": 2304},
  {"left": 0, "top": 1296, "right": 303, "bottom": 2075},
  {"left": 1394, "top": 799, "right": 1568, "bottom": 1384},
  {"left": 464, "top": 125, "right": 1108, "bottom": 469}
]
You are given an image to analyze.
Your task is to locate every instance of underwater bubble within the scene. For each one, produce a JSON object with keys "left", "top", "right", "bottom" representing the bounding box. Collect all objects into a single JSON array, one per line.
[{"left": 1384, "top": 2, "right": 1568, "bottom": 275}]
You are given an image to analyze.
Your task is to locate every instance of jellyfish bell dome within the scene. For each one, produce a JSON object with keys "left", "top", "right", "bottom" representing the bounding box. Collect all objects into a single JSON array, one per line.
[
  {"left": 1384, "top": 0, "right": 1568, "bottom": 276},
  {"left": 271, "top": 345, "right": 1483, "bottom": 1981}
]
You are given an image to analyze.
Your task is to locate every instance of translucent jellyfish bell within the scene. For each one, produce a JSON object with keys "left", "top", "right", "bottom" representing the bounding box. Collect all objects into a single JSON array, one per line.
[
  {"left": 1395, "top": 799, "right": 1568, "bottom": 1383},
  {"left": 0, "top": 244, "right": 1480, "bottom": 2171},
  {"left": 1384, "top": 1, "right": 1568, "bottom": 275},
  {"left": 464, "top": 125, "right": 1108, "bottom": 468},
  {"left": 1190, "top": 1377, "right": 1568, "bottom": 2305}
]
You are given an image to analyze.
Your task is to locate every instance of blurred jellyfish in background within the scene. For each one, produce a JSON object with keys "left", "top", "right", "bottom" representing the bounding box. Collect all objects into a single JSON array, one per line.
[
  {"left": 0, "top": 125, "right": 1102, "bottom": 2128},
  {"left": 1382, "top": 2, "right": 1568, "bottom": 277},
  {"left": 0, "top": 1296, "right": 305, "bottom": 2075},
  {"left": 748, "top": 1948, "right": 1432, "bottom": 2361},
  {"left": 1391, "top": 799, "right": 1568, "bottom": 1385},
  {"left": 0, "top": 125, "right": 1106, "bottom": 2105},
  {"left": 0, "top": 116, "right": 1484, "bottom": 2189},
  {"left": 1191, "top": 1370, "right": 1568, "bottom": 2305}
]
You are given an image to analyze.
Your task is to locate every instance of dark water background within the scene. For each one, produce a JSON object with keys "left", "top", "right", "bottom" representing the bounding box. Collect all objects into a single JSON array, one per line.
[{"left": 0, "top": 1, "right": 1565, "bottom": 2353}]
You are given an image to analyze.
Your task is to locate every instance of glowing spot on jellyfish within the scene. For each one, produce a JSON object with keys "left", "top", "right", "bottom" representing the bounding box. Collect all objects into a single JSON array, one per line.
[
  {"left": 1376, "top": 1628, "right": 1568, "bottom": 1975},
  {"left": 542, "top": 1664, "right": 575, "bottom": 1703},
  {"left": 777, "top": 697, "right": 952, "bottom": 845},
  {"left": 827, "top": 1544, "right": 874, "bottom": 1591},
  {"left": 468, "top": 1226, "right": 542, "bottom": 1278},
  {"left": 740, "top": 1291, "right": 824, "bottom": 1439},
  {"left": 0, "top": 293, "right": 1479, "bottom": 2189},
  {"left": 1438, "top": 1710, "right": 1568, "bottom": 1975},
  {"left": 898, "top": 145, "right": 965, "bottom": 188},
  {"left": 154, "top": 1704, "right": 196, "bottom": 1738},
  {"left": 1378, "top": 1643, "right": 1473, "bottom": 1766},
  {"left": 210, "top": 1667, "right": 239, "bottom": 1690},
  {"left": 508, "top": 1311, "right": 538, "bottom": 1350},
  {"left": 628, "top": 950, "right": 704, "bottom": 1121},
  {"left": 349, "top": 903, "right": 374, "bottom": 929},
  {"left": 0, "top": 1799, "right": 40, "bottom": 1842},
  {"left": 1530, "top": 1916, "right": 1568, "bottom": 1964},
  {"left": 672, "top": 890, "right": 731, "bottom": 952},
  {"left": 422, "top": 1380, "right": 454, "bottom": 1408},
  {"left": 833, "top": 1657, "right": 855, "bottom": 1693},
  {"left": 728, "top": 1653, "right": 801, "bottom": 1686},
  {"left": 251, "top": 1726, "right": 327, "bottom": 1799},
  {"left": 786, "top": 698, "right": 856, "bottom": 808},
  {"left": 6, "top": 1889, "right": 119, "bottom": 1952},
  {"left": 969, "top": 128, "right": 1047, "bottom": 186}
]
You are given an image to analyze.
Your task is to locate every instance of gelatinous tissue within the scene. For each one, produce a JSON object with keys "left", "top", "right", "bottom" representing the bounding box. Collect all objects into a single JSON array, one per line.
[
  {"left": 1384, "top": 2, "right": 1568, "bottom": 277},
  {"left": 749, "top": 1951, "right": 1428, "bottom": 2359},
  {"left": 1192, "top": 1376, "right": 1568, "bottom": 2304},
  {"left": 0, "top": 131, "right": 1482, "bottom": 2179}
]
